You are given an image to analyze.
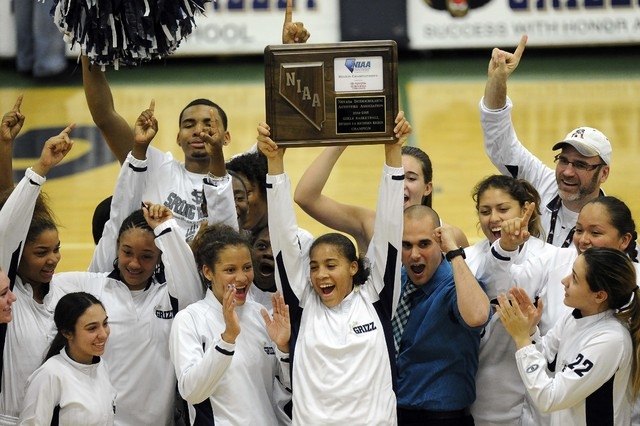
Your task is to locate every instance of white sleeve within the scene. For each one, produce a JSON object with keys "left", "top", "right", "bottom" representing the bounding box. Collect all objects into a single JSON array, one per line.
[
  {"left": 479, "top": 97, "right": 557, "bottom": 194},
  {"left": 153, "top": 219, "right": 205, "bottom": 309},
  {"left": 18, "top": 364, "right": 60, "bottom": 425},
  {"left": 46, "top": 272, "right": 101, "bottom": 312},
  {"left": 0, "top": 168, "right": 45, "bottom": 276},
  {"left": 363, "top": 164, "right": 404, "bottom": 315},
  {"left": 203, "top": 175, "right": 238, "bottom": 230},
  {"left": 169, "top": 310, "right": 234, "bottom": 404},
  {"left": 274, "top": 346, "right": 291, "bottom": 390},
  {"left": 482, "top": 239, "right": 551, "bottom": 300},
  {"left": 516, "top": 322, "right": 629, "bottom": 412},
  {"left": 266, "top": 173, "right": 309, "bottom": 302},
  {"left": 89, "top": 153, "right": 148, "bottom": 272}
]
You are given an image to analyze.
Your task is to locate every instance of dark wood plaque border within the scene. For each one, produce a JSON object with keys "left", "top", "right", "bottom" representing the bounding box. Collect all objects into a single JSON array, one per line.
[{"left": 264, "top": 40, "right": 398, "bottom": 147}]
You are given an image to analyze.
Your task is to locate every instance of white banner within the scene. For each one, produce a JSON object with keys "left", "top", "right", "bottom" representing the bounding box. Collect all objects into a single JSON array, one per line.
[
  {"left": 408, "top": 0, "right": 640, "bottom": 48},
  {"left": 0, "top": 1, "right": 15, "bottom": 57},
  {"left": 170, "top": 0, "right": 340, "bottom": 55},
  {"left": 0, "top": 0, "right": 340, "bottom": 58}
]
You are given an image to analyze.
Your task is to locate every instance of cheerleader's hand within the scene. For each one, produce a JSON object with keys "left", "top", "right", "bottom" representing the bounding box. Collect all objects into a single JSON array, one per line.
[
  {"left": 32, "top": 123, "right": 75, "bottom": 177},
  {"left": 221, "top": 284, "right": 241, "bottom": 344},
  {"left": 141, "top": 202, "right": 173, "bottom": 229},
  {"left": 132, "top": 99, "right": 157, "bottom": 160},
  {"left": 393, "top": 110, "right": 412, "bottom": 144},
  {"left": 257, "top": 122, "right": 285, "bottom": 175},
  {"left": 262, "top": 292, "right": 291, "bottom": 353},
  {"left": 497, "top": 291, "right": 536, "bottom": 350},
  {"left": 509, "top": 287, "right": 542, "bottom": 336},
  {"left": 498, "top": 202, "right": 534, "bottom": 251},
  {"left": 1, "top": 94, "right": 25, "bottom": 143},
  {"left": 282, "top": 0, "right": 310, "bottom": 44},
  {"left": 202, "top": 108, "right": 230, "bottom": 179}
]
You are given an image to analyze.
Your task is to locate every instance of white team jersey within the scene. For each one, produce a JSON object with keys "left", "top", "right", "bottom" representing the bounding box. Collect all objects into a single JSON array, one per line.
[
  {"left": 91, "top": 151, "right": 237, "bottom": 276},
  {"left": 169, "top": 291, "right": 290, "bottom": 425},
  {"left": 467, "top": 237, "right": 547, "bottom": 426},
  {"left": 480, "top": 98, "right": 580, "bottom": 247},
  {"left": 141, "top": 147, "right": 208, "bottom": 242},
  {"left": 485, "top": 240, "right": 640, "bottom": 426},
  {"left": 0, "top": 168, "right": 56, "bottom": 425},
  {"left": 267, "top": 165, "right": 403, "bottom": 426},
  {"left": 19, "top": 349, "right": 117, "bottom": 425},
  {"left": 48, "top": 219, "right": 202, "bottom": 426},
  {"left": 517, "top": 309, "right": 632, "bottom": 426}
]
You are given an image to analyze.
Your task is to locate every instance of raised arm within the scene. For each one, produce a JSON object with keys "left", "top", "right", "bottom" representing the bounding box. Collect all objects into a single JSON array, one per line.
[
  {"left": 89, "top": 105, "right": 157, "bottom": 272},
  {"left": 294, "top": 111, "right": 411, "bottom": 254},
  {"left": 294, "top": 146, "right": 373, "bottom": 253},
  {"left": 483, "top": 35, "right": 527, "bottom": 110},
  {"left": 259, "top": 122, "right": 308, "bottom": 303},
  {"left": 365, "top": 134, "right": 405, "bottom": 315},
  {"left": 131, "top": 99, "right": 158, "bottom": 160},
  {"left": 282, "top": 0, "right": 310, "bottom": 44},
  {"left": 202, "top": 107, "right": 237, "bottom": 229},
  {"left": 0, "top": 95, "right": 25, "bottom": 191},
  {"left": 144, "top": 203, "right": 204, "bottom": 308},
  {"left": 436, "top": 223, "right": 490, "bottom": 327},
  {"left": 0, "top": 125, "right": 74, "bottom": 279},
  {"left": 81, "top": 55, "right": 133, "bottom": 164}
]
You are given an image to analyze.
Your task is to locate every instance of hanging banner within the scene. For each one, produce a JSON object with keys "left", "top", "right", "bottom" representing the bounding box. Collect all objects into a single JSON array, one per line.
[
  {"left": 407, "top": 0, "right": 640, "bottom": 49},
  {"left": 0, "top": 1, "right": 15, "bottom": 57},
  {"left": 176, "top": 0, "right": 340, "bottom": 55},
  {"left": 0, "top": 0, "right": 340, "bottom": 58}
]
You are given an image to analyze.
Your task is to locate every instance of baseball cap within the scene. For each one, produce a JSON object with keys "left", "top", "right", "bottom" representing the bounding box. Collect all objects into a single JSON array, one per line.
[{"left": 552, "top": 127, "right": 612, "bottom": 165}]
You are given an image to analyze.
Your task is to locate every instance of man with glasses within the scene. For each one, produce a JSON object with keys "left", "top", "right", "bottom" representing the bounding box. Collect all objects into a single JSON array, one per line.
[{"left": 479, "top": 35, "right": 611, "bottom": 247}]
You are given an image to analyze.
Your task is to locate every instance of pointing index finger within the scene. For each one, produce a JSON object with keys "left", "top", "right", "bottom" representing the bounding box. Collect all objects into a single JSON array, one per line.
[
  {"left": 13, "top": 94, "right": 23, "bottom": 112},
  {"left": 62, "top": 123, "right": 77, "bottom": 136},
  {"left": 521, "top": 202, "right": 535, "bottom": 227},
  {"left": 513, "top": 34, "right": 528, "bottom": 60},
  {"left": 284, "top": 0, "right": 293, "bottom": 24},
  {"left": 148, "top": 99, "right": 155, "bottom": 113}
]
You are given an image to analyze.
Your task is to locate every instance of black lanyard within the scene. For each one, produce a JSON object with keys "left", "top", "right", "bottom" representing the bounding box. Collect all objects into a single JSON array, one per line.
[{"left": 546, "top": 195, "right": 575, "bottom": 248}]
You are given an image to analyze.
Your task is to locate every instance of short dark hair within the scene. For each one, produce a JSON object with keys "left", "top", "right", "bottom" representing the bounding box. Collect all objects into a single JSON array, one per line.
[
  {"left": 226, "top": 151, "right": 268, "bottom": 199},
  {"left": 92, "top": 196, "right": 112, "bottom": 245},
  {"left": 178, "top": 99, "right": 228, "bottom": 130}
]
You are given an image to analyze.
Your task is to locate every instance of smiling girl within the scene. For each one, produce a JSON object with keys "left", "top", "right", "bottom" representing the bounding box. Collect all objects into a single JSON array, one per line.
[
  {"left": 464, "top": 174, "right": 545, "bottom": 426},
  {"left": 19, "top": 292, "right": 116, "bottom": 425},
  {"left": 484, "top": 195, "right": 639, "bottom": 426},
  {"left": 0, "top": 124, "right": 73, "bottom": 425},
  {"left": 497, "top": 247, "right": 640, "bottom": 425},
  {"left": 168, "top": 224, "right": 291, "bottom": 425},
  {"left": 258, "top": 117, "right": 405, "bottom": 425}
]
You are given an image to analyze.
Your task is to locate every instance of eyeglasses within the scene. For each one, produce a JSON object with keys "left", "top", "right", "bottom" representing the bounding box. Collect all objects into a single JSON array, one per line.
[{"left": 554, "top": 155, "right": 606, "bottom": 172}]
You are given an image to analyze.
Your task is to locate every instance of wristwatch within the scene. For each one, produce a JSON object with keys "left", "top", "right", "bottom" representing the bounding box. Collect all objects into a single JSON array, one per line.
[{"left": 445, "top": 247, "right": 466, "bottom": 262}]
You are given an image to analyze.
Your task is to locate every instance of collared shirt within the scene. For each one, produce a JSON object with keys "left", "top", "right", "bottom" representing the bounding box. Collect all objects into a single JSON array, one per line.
[{"left": 396, "top": 260, "right": 489, "bottom": 411}]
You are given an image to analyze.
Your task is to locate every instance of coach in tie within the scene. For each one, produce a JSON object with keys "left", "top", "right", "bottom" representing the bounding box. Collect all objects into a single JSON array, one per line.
[{"left": 394, "top": 205, "right": 491, "bottom": 426}]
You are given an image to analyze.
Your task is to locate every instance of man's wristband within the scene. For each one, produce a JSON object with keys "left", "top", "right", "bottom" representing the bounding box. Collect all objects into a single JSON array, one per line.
[{"left": 445, "top": 247, "right": 466, "bottom": 262}]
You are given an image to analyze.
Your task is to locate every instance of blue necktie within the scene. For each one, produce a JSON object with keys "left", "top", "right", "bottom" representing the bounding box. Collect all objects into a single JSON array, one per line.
[{"left": 392, "top": 281, "right": 419, "bottom": 354}]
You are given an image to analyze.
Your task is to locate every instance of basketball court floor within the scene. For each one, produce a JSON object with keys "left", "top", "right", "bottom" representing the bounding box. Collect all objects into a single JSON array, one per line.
[{"left": 0, "top": 47, "right": 638, "bottom": 272}]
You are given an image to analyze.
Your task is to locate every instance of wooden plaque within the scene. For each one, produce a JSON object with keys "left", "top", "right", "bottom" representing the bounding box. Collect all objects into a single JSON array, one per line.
[{"left": 264, "top": 40, "right": 398, "bottom": 147}]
